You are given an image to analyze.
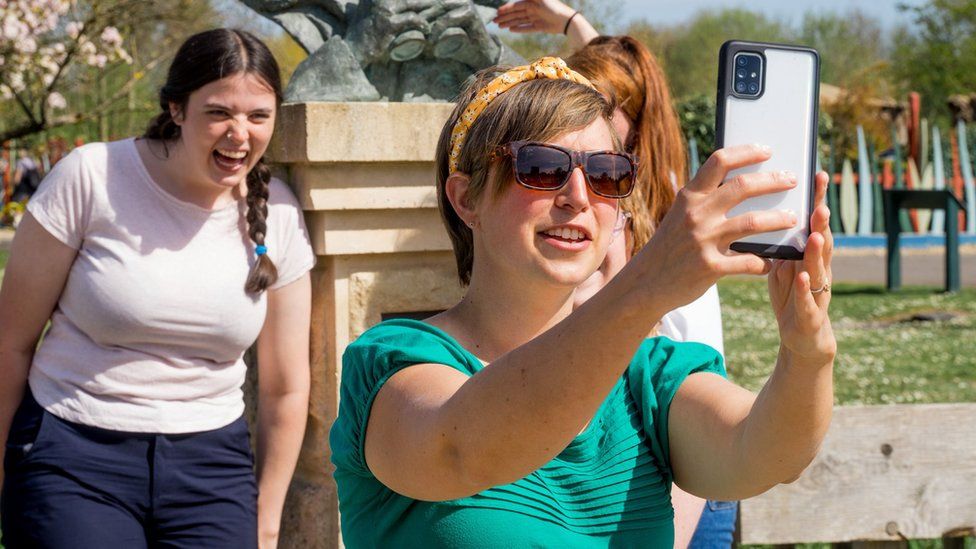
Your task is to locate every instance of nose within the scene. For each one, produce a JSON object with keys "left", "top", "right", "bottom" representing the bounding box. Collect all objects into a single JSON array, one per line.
[
  {"left": 554, "top": 167, "right": 590, "bottom": 212},
  {"left": 225, "top": 120, "right": 247, "bottom": 144}
]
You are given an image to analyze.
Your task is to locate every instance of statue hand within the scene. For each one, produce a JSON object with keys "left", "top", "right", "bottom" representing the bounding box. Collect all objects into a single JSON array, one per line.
[
  {"left": 424, "top": 0, "right": 500, "bottom": 66},
  {"left": 345, "top": 0, "right": 438, "bottom": 65}
]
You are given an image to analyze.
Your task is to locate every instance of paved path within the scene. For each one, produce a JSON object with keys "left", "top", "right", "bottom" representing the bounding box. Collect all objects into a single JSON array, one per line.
[{"left": 832, "top": 245, "right": 976, "bottom": 288}]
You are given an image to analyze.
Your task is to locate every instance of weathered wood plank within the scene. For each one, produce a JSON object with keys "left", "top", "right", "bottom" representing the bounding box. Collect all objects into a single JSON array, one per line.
[{"left": 739, "top": 404, "right": 976, "bottom": 544}]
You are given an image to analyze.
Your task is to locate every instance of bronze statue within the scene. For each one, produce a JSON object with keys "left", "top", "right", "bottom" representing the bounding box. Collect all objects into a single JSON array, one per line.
[{"left": 242, "top": 0, "right": 524, "bottom": 101}]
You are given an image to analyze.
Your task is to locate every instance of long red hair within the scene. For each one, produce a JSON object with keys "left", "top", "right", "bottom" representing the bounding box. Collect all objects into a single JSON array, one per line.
[{"left": 567, "top": 36, "right": 687, "bottom": 252}]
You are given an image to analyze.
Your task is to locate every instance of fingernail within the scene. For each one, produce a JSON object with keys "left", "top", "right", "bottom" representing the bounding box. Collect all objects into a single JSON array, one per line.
[
  {"left": 782, "top": 170, "right": 796, "bottom": 184},
  {"left": 756, "top": 144, "right": 772, "bottom": 154}
]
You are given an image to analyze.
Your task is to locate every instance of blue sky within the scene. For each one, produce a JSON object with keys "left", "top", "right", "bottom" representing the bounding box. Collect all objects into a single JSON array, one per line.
[{"left": 617, "top": 0, "right": 927, "bottom": 30}]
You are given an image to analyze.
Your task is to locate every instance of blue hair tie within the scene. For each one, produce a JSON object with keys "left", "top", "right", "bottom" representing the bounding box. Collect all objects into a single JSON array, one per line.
[{"left": 255, "top": 245, "right": 268, "bottom": 256}]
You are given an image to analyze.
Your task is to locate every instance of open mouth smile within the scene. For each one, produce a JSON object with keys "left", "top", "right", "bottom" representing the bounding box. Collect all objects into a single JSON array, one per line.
[{"left": 213, "top": 148, "right": 249, "bottom": 172}]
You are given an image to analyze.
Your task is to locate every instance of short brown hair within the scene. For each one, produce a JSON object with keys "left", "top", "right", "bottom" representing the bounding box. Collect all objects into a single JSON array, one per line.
[{"left": 435, "top": 66, "right": 617, "bottom": 285}]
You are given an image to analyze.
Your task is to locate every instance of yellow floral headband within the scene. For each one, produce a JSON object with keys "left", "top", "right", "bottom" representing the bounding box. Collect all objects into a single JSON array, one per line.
[{"left": 448, "top": 57, "right": 596, "bottom": 174}]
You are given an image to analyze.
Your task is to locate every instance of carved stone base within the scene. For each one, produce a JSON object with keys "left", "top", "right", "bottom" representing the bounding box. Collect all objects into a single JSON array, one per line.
[{"left": 249, "top": 102, "right": 462, "bottom": 548}]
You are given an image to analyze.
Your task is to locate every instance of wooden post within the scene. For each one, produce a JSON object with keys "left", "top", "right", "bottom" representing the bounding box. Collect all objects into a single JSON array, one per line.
[
  {"left": 946, "top": 194, "right": 960, "bottom": 292},
  {"left": 884, "top": 191, "right": 901, "bottom": 291}
]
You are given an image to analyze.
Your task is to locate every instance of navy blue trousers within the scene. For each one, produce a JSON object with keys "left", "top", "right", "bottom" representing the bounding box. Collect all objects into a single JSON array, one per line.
[{"left": 2, "top": 392, "right": 257, "bottom": 548}]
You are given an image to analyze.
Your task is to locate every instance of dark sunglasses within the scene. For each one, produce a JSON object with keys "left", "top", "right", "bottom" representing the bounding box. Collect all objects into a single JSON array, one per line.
[{"left": 490, "top": 141, "right": 638, "bottom": 199}]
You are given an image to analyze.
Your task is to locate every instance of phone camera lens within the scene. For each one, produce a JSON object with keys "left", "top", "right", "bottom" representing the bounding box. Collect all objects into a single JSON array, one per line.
[
  {"left": 748, "top": 82, "right": 759, "bottom": 94},
  {"left": 736, "top": 56, "right": 747, "bottom": 67},
  {"left": 736, "top": 82, "right": 747, "bottom": 93},
  {"left": 736, "top": 69, "right": 747, "bottom": 79}
]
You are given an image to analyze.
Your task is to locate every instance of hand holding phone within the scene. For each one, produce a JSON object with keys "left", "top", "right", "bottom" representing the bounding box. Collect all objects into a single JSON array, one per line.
[{"left": 715, "top": 40, "right": 821, "bottom": 260}]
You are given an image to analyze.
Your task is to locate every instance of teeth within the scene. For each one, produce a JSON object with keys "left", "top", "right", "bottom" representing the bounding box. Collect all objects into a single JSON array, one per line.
[
  {"left": 217, "top": 149, "right": 247, "bottom": 159},
  {"left": 543, "top": 227, "right": 585, "bottom": 241}
]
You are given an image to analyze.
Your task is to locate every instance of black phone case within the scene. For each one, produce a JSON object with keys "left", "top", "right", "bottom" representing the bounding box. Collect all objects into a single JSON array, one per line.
[{"left": 715, "top": 39, "right": 821, "bottom": 261}]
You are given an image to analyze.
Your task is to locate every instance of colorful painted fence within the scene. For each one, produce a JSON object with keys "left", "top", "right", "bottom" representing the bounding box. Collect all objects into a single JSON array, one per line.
[
  {"left": 823, "top": 121, "right": 976, "bottom": 236},
  {"left": 689, "top": 121, "right": 976, "bottom": 236}
]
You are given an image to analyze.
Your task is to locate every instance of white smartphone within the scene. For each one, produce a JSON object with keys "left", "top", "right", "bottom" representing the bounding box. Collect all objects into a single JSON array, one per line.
[{"left": 715, "top": 40, "right": 820, "bottom": 260}]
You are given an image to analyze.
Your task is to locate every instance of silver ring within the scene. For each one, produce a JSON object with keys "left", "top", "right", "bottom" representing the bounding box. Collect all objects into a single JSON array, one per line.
[{"left": 811, "top": 283, "right": 830, "bottom": 295}]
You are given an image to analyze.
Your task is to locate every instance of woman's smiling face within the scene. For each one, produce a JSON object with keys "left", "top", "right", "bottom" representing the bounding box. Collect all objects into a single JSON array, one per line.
[
  {"left": 171, "top": 72, "right": 277, "bottom": 193},
  {"left": 474, "top": 119, "right": 620, "bottom": 289}
]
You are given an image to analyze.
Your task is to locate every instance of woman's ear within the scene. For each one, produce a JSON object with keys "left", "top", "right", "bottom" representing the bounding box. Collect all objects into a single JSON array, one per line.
[
  {"left": 445, "top": 172, "right": 478, "bottom": 228},
  {"left": 169, "top": 102, "right": 184, "bottom": 125}
]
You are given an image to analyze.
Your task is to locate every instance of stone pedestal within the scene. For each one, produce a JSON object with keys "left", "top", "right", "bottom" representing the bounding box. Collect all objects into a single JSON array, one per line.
[{"left": 267, "top": 102, "right": 464, "bottom": 548}]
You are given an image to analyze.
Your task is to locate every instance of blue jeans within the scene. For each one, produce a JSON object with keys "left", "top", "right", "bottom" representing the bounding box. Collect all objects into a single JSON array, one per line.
[{"left": 688, "top": 500, "right": 738, "bottom": 548}]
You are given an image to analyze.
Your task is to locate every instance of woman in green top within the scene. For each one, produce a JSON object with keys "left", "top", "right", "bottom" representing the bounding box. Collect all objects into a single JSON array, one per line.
[{"left": 330, "top": 57, "right": 836, "bottom": 548}]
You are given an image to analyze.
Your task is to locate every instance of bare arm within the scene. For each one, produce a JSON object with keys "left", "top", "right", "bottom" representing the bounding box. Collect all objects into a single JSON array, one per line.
[
  {"left": 669, "top": 356, "right": 832, "bottom": 501},
  {"left": 0, "top": 213, "right": 78, "bottom": 488},
  {"left": 668, "top": 173, "right": 836, "bottom": 500},
  {"left": 364, "top": 145, "right": 801, "bottom": 501},
  {"left": 494, "top": 0, "right": 599, "bottom": 51},
  {"left": 255, "top": 273, "right": 311, "bottom": 549},
  {"left": 671, "top": 484, "right": 706, "bottom": 548}
]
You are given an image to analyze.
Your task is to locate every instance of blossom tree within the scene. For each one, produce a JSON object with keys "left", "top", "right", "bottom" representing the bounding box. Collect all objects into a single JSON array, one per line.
[{"left": 0, "top": 1, "right": 136, "bottom": 142}]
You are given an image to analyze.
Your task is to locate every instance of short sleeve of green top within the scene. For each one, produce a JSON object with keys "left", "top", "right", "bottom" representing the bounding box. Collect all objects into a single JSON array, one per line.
[{"left": 329, "top": 319, "right": 726, "bottom": 549}]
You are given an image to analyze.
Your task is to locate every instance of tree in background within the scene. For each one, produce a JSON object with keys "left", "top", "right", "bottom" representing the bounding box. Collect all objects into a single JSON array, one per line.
[
  {"left": 798, "top": 9, "right": 889, "bottom": 92},
  {"left": 676, "top": 94, "right": 715, "bottom": 163},
  {"left": 820, "top": 67, "right": 894, "bottom": 159},
  {"left": 0, "top": 0, "right": 219, "bottom": 144},
  {"left": 628, "top": 9, "right": 788, "bottom": 100},
  {"left": 798, "top": 10, "right": 894, "bottom": 158},
  {"left": 1, "top": 0, "right": 131, "bottom": 142},
  {"left": 892, "top": 0, "right": 976, "bottom": 125}
]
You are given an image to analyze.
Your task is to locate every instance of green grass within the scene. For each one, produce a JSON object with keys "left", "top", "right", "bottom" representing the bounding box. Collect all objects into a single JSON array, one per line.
[{"left": 720, "top": 278, "right": 976, "bottom": 405}]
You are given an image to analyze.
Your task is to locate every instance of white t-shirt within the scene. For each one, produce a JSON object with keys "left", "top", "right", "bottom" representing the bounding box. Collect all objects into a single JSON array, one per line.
[
  {"left": 659, "top": 285, "right": 724, "bottom": 356},
  {"left": 26, "top": 138, "right": 315, "bottom": 433}
]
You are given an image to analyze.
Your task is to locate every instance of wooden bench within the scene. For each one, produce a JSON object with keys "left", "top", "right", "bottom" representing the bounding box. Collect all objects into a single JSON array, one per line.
[{"left": 738, "top": 403, "right": 976, "bottom": 547}]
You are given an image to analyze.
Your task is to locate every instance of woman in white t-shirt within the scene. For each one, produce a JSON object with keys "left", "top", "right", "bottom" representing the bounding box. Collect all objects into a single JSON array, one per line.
[{"left": 0, "top": 29, "right": 314, "bottom": 548}]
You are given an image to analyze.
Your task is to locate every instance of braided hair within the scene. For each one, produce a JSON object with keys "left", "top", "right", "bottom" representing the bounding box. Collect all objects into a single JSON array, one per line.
[
  {"left": 143, "top": 28, "right": 283, "bottom": 293},
  {"left": 244, "top": 159, "right": 278, "bottom": 292}
]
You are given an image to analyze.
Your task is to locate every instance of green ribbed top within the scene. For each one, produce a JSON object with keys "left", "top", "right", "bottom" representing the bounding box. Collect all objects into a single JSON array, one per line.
[{"left": 330, "top": 319, "right": 726, "bottom": 548}]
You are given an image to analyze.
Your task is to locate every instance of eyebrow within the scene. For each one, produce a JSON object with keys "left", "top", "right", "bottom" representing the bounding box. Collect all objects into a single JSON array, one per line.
[{"left": 203, "top": 103, "right": 273, "bottom": 115}]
